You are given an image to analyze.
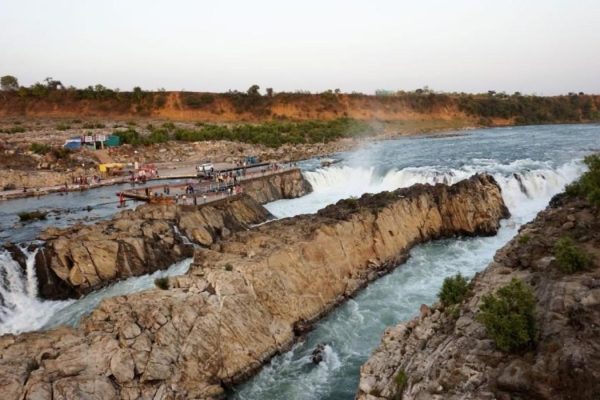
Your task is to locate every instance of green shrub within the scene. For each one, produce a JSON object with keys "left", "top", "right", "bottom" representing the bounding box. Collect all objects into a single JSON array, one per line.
[
  {"left": 477, "top": 278, "right": 536, "bottom": 352},
  {"left": 518, "top": 234, "right": 531, "bottom": 245},
  {"left": 82, "top": 122, "right": 105, "bottom": 129},
  {"left": 182, "top": 92, "right": 215, "bottom": 108},
  {"left": 30, "top": 142, "right": 51, "bottom": 155},
  {"left": 162, "top": 122, "right": 176, "bottom": 130},
  {"left": 110, "top": 118, "right": 374, "bottom": 148},
  {"left": 154, "top": 277, "right": 169, "bottom": 290},
  {"left": 554, "top": 236, "right": 592, "bottom": 274},
  {"left": 56, "top": 123, "right": 71, "bottom": 131},
  {"left": 147, "top": 129, "right": 170, "bottom": 143},
  {"left": 8, "top": 126, "right": 26, "bottom": 133},
  {"left": 224, "top": 263, "right": 233, "bottom": 271},
  {"left": 438, "top": 273, "right": 469, "bottom": 306},
  {"left": 394, "top": 369, "right": 407, "bottom": 398},
  {"left": 565, "top": 155, "right": 600, "bottom": 206},
  {"left": 114, "top": 128, "right": 143, "bottom": 145},
  {"left": 50, "top": 147, "right": 72, "bottom": 160}
]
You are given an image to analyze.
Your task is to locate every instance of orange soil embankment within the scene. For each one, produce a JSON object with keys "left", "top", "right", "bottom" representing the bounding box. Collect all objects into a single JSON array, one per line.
[{"left": 0, "top": 92, "right": 484, "bottom": 124}]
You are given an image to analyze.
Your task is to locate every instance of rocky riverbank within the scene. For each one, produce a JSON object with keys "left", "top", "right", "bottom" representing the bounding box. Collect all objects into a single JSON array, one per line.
[
  {"left": 0, "top": 174, "right": 508, "bottom": 400},
  {"left": 6, "top": 169, "right": 310, "bottom": 299},
  {"left": 357, "top": 193, "right": 600, "bottom": 400}
]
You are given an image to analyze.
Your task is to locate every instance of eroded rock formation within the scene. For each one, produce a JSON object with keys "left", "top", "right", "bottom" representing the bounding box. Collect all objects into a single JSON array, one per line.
[
  {"left": 27, "top": 168, "right": 310, "bottom": 299},
  {"left": 240, "top": 167, "right": 312, "bottom": 204},
  {"left": 34, "top": 195, "right": 270, "bottom": 299},
  {"left": 357, "top": 194, "right": 600, "bottom": 400},
  {"left": 0, "top": 175, "right": 508, "bottom": 400}
]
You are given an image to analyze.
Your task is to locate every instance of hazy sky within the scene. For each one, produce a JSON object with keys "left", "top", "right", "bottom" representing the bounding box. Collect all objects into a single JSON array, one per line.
[{"left": 2, "top": 0, "right": 599, "bottom": 94}]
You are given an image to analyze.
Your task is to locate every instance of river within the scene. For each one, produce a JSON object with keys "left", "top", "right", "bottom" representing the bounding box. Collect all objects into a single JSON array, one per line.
[
  {"left": 0, "top": 124, "right": 598, "bottom": 398},
  {"left": 234, "top": 123, "right": 599, "bottom": 399}
]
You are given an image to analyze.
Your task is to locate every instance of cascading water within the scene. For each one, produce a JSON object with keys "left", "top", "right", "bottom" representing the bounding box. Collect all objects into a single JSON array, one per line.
[
  {"left": 0, "top": 247, "right": 72, "bottom": 335},
  {"left": 236, "top": 124, "right": 600, "bottom": 399},
  {"left": 0, "top": 250, "right": 193, "bottom": 335},
  {"left": 266, "top": 159, "right": 585, "bottom": 220}
]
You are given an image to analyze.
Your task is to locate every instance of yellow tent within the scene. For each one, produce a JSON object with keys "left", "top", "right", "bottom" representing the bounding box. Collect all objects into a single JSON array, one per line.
[{"left": 98, "top": 163, "right": 124, "bottom": 173}]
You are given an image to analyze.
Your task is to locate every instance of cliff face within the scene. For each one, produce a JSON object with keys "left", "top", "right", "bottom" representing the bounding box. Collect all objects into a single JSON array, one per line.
[
  {"left": 34, "top": 195, "right": 269, "bottom": 299},
  {"left": 240, "top": 168, "right": 312, "bottom": 203},
  {"left": 0, "top": 92, "right": 472, "bottom": 123},
  {"left": 0, "top": 175, "right": 508, "bottom": 400},
  {"left": 357, "top": 194, "right": 600, "bottom": 400}
]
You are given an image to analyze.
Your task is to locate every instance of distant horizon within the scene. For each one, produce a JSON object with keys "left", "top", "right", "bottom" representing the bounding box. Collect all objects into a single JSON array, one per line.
[
  {"left": 2, "top": 78, "right": 599, "bottom": 97},
  {"left": 2, "top": 1, "right": 600, "bottom": 95}
]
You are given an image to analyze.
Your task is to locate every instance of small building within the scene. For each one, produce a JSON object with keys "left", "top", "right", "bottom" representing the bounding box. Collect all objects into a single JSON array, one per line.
[
  {"left": 63, "top": 134, "right": 120, "bottom": 150},
  {"left": 63, "top": 138, "right": 82, "bottom": 150}
]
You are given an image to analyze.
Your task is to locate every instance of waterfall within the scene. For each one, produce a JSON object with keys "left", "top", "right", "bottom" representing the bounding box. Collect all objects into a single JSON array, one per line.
[{"left": 266, "top": 159, "right": 585, "bottom": 220}]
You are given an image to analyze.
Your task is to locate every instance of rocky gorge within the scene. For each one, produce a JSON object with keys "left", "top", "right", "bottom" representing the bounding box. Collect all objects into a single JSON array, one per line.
[
  {"left": 357, "top": 192, "right": 600, "bottom": 400},
  {"left": 5, "top": 168, "right": 310, "bottom": 299},
  {"left": 0, "top": 174, "right": 508, "bottom": 399}
]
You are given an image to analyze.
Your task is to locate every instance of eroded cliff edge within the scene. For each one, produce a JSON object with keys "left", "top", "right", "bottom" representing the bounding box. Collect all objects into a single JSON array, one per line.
[
  {"left": 0, "top": 174, "right": 508, "bottom": 400},
  {"left": 357, "top": 194, "right": 600, "bottom": 400}
]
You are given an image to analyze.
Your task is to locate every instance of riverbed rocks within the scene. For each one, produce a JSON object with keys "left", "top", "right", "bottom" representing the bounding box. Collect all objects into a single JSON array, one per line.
[
  {"left": 26, "top": 168, "right": 309, "bottom": 299},
  {"left": 35, "top": 195, "right": 271, "bottom": 299},
  {"left": 356, "top": 195, "right": 600, "bottom": 400},
  {"left": 240, "top": 167, "right": 312, "bottom": 203},
  {"left": 0, "top": 174, "right": 508, "bottom": 399}
]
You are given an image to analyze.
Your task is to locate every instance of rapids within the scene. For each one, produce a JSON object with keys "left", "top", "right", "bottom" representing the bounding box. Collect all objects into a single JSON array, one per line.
[{"left": 236, "top": 123, "right": 599, "bottom": 399}]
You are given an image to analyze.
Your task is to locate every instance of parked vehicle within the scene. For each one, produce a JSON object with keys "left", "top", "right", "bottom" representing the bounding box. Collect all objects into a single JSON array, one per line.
[{"left": 197, "top": 162, "right": 214, "bottom": 177}]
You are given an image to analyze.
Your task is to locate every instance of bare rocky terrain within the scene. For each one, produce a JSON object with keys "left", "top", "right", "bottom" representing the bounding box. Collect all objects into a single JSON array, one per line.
[{"left": 357, "top": 193, "right": 600, "bottom": 400}]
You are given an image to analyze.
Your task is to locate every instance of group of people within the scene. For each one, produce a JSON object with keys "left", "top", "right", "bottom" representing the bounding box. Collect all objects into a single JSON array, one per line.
[
  {"left": 72, "top": 175, "right": 102, "bottom": 186},
  {"left": 128, "top": 168, "right": 158, "bottom": 184},
  {"left": 214, "top": 171, "right": 239, "bottom": 185}
]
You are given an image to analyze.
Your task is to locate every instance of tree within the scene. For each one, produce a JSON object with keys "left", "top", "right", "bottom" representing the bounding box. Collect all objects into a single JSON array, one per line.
[
  {"left": 266, "top": 87, "right": 274, "bottom": 97},
  {"left": 438, "top": 273, "right": 469, "bottom": 306},
  {"left": 477, "top": 278, "right": 537, "bottom": 352},
  {"left": 247, "top": 84, "right": 260, "bottom": 96},
  {"left": 1, "top": 75, "right": 19, "bottom": 91},
  {"left": 132, "top": 86, "right": 144, "bottom": 102},
  {"left": 44, "top": 77, "right": 63, "bottom": 90}
]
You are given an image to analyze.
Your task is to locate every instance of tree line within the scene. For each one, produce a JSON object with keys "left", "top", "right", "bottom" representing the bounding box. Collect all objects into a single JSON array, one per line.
[{"left": 2, "top": 75, "right": 599, "bottom": 124}]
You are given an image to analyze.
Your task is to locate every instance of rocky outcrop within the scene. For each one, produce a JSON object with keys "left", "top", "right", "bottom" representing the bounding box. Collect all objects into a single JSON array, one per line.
[
  {"left": 0, "top": 175, "right": 508, "bottom": 400},
  {"left": 357, "top": 194, "right": 600, "bottom": 400},
  {"left": 240, "top": 168, "right": 312, "bottom": 203},
  {"left": 30, "top": 169, "right": 310, "bottom": 299},
  {"left": 36, "top": 195, "right": 271, "bottom": 299}
]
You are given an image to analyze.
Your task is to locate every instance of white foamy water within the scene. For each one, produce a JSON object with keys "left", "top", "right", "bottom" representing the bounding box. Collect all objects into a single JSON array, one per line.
[
  {"left": 266, "top": 159, "right": 585, "bottom": 222},
  {"left": 0, "top": 247, "right": 72, "bottom": 335},
  {"left": 0, "top": 254, "right": 192, "bottom": 335}
]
